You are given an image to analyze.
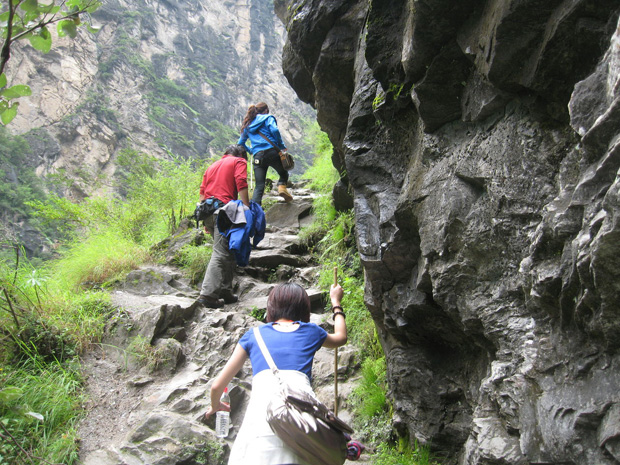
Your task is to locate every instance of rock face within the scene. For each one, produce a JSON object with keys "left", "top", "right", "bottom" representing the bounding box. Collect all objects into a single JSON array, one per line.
[
  {"left": 5, "top": 0, "right": 314, "bottom": 201},
  {"left": 276, "top": 1, "right": 620, "bottom": 464},
  {"left": 2, "top": 0, "right": 316, "bottom": 259}
]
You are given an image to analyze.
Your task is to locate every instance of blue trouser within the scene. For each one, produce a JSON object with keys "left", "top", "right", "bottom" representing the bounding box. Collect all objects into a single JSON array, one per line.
[{"left": 252, "top": 148, "right": 289, "bottom": 205}]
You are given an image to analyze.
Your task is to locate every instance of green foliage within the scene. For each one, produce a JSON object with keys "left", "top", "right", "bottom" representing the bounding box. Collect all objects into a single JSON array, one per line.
[
  {"left": 0, "top": 0, "right": 101, "bottom": 124},
  {"left": 299, "top": 123, "right": 340, "bottom": 245},
  {"left": 353, "top": 357, "right": 387, "bottom": 420},
  {"left": 115, "top": 147, "right": 159, "bottom": 192},
  {"left": 205, "top": 120, "right": 239, "bottom": 154},
  {"left": 175, "top": 242, "right": 212, "bottom": 285},
  {"left": 48, "top": 290, "right": 114, "bottom": 350},
  {"left": 373, "top": 91, "right": 386, "bottom": 111},
  {"left": 0, "top": 127, "right": 48, "bottom": 225},
  {"left": 0, "top": 357, "right": 83, "bottom": 465},
  {"left": 76, "top": 88, "right": 119, "bottom": 126},
  {"left": 373, "top": 441, "right": 441, "bottom": 465},
  {"left": 182, "top": 441, "right": 224, "bottom": 465},
  {"left": 301, "top": 123, "right": 338, "bottom": 191},
  {"left": 52, "top": 230, "right": 150, "bottom": 288},
  {"left": 30, "top": 148, "right": 202, "bottom": 248},
  {"left": 122, "top": 153, "right": 201, "bottom": 235},
  {"left": 301, "top": 125, "right": 374, "bottom": 352},
  {"left": 249, "top": 306, "right": 266, "bottom": 322},
  {"left": 0, "top": 256, "right": 114, "bottom": 364},
  {"left": 0, "top": 74, "right": 31, "bottom": 124}
]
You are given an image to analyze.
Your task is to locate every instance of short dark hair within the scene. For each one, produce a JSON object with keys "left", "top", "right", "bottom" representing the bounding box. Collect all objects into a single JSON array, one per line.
[
  {"left": 224, "top": 144, "right": 247, "bottom": 160},
  {"left": 266, "top": 283, "right": 311, "bottom": 323}
]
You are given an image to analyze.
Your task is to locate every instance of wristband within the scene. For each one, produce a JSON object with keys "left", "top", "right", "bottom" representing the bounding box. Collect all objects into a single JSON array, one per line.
[
  {"left": 332, "top": 305, "right": 343, "bottom": 312},
  {"left": 333, "top": 311, "right": 346, "bottom": 319}
]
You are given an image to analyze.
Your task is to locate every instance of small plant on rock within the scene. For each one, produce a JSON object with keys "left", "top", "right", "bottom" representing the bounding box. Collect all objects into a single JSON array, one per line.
[
  {"left": 176, "top": 242, "right": 213, "bottom": 285},
  {"left": 249, "top": 306, "right": 266, "bottom": 322},
  {"left": 127, "top": 335, "right": 173, "bottom": 373}
]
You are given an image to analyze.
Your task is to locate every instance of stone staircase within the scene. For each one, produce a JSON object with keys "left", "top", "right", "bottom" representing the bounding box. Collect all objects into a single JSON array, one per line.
[{"left": 78, "top": 182, "right": 362, "bottom": 465}]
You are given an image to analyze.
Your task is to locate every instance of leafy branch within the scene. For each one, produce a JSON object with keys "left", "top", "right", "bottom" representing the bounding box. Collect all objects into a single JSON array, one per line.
[{"left": 0, "top": 0, "right": 102, "bottom": 124}]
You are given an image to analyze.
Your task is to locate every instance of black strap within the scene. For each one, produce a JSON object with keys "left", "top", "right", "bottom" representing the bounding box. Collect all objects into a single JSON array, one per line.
[{"left": 258, "top": 132, "right": 280, "bottom": 151}]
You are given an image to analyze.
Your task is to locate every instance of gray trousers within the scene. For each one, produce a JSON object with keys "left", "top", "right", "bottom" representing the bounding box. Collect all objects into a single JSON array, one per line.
[{"left": 200, "top": 214, "right": 235, "bottom": 298}]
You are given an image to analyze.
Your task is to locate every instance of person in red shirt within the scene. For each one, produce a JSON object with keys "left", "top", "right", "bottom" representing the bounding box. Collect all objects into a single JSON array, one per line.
[{"left": 197, "top": 145, "right": 250, "bottom": 308}]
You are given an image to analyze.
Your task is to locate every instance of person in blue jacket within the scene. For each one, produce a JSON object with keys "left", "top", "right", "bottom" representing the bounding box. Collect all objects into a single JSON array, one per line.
[{"left": 238, "top": 102, "right": 293, "bottom": 205}]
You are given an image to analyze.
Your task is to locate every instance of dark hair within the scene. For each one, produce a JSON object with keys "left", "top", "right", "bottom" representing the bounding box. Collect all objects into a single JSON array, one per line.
[
  {"left": 266, "top": 283, "right": 311, "bottom": 323},
  {"left": 224, "top": 144, "right": 248, "bottom": 160},
  {"left": 241, "top": 102, "right": 269, "bottom": 132}
]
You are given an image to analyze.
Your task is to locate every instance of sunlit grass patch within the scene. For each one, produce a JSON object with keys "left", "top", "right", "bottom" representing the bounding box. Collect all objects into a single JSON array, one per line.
[{"left": 53, "top": 231, "right": 150, "bottom": 289}]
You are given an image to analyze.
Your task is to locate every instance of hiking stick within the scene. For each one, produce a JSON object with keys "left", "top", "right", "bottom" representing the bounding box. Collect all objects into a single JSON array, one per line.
[
  {"left": 249, "top": 154, "right": 254, "bottom": 193},
  {"left": 333, "top": 266, "right": 339, "bottom": 416}
]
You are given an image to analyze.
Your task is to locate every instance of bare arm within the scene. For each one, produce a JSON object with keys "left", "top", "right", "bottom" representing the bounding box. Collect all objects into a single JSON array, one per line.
[
  {"left": 239, "top": 187, "right": 250, "bottom": 207},
  {"left": 205, "top": 344, "right": 248, "bottom": 417},
  {"left": 322, "top": 284, "right": 347, "bottom": 348}
]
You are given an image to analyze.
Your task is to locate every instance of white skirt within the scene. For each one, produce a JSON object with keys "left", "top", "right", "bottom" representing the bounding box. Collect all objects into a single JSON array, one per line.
[{"left": 228, "top": 370, "right": 314, "bottom": 465}]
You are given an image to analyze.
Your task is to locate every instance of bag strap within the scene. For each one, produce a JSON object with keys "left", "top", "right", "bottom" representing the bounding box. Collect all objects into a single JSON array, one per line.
[
  {"left": 258, "top": 132, "right": 279, "bottom": 151},
  {"left": 253, "top": 327, "right": 281, "bottom": 378}
]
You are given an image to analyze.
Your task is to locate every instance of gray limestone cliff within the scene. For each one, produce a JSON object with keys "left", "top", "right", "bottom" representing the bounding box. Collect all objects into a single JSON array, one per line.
[
  {"left": 275, "top": 1, "right": 620, "bottom": 464},
  {"left": 3, "top": 0, "right": 314, "bottom": 256}
]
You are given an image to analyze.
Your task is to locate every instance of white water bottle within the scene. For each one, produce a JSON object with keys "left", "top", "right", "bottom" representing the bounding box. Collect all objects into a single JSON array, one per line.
[{"left": 215, "top": 387, "right": 230, "bottom": 438}]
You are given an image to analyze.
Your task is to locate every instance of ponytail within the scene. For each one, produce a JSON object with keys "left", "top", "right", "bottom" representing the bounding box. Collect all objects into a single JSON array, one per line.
[{"left": 241, "top": 102, "right": 270, "bottom": 132}]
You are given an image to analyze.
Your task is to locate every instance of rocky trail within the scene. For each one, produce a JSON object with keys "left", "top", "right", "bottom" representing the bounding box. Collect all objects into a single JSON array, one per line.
[{"left": 77, "top": 182, "right": 366, "bottom": 465}]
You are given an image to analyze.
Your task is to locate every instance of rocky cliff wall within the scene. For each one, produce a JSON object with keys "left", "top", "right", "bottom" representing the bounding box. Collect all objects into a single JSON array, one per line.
[
  {"left": 2, "top": 0, "right": 315, "bottom": 258},
  {"left": 275, "top": 1, "right": 620, "bottom": 464},
  {"left": 5, "top": 0, "right": 313, "bottom": 201}
]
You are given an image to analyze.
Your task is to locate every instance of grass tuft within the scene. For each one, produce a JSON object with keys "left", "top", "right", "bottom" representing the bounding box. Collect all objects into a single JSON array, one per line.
[{"left": 0, "top": 358, "right": 83, "bottom": 465}]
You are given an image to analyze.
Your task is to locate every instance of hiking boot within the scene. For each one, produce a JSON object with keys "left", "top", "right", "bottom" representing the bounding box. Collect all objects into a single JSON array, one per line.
[
  {"left": 278, "top": 184, "right": 293, "bottom": 202},
  {"left": 220, "top": 292, "right": 239, "bottom": 304},
  {"left": 196, "top": 295, "right": 224, "bottom": 308}
]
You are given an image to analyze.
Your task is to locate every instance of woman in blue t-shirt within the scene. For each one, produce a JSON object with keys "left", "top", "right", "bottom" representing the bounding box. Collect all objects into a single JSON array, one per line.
[
  {"left": 238, "top": 102, "right": 293, "bottom": 205},
  {"left": 205, "top": 282, "right": 348, "bottom": 464}
]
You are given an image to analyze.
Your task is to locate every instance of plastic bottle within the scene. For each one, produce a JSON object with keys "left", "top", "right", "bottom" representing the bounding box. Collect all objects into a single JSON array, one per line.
[{"left": 215, "top": 387, "right": 230, "bottom": 438}]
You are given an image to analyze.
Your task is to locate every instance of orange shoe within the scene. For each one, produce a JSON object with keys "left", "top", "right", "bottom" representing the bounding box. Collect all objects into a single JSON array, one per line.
[{"left": 278, "top": 185, "right": 293, "bottom": 202}]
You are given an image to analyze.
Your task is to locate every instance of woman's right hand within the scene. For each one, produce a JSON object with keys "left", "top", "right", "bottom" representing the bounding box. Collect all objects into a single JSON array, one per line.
[
  {"left": 205, "top": 401, "right": 230, "bottom": 419},
  {"left": 330, "top": 284, "right": 344, "bottom": 306}
]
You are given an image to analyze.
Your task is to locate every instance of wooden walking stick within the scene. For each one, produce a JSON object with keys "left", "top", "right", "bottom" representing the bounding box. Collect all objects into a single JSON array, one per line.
[{"left": 333, "top": 266, "right": 339, "bottom": 416}]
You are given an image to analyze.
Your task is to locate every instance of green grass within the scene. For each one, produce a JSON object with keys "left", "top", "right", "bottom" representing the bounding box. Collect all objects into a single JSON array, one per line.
[
  {"left": 175, "top": 242, "right": 213, "bottom": 285},
  {"left": 373, "top": 441, "right": 441, "bottom": 465},
  {"left": 52, "top": 230, "right": 151, "bottom": 289},
  {"left": 354, "top": 357, "right": 387, "bottom": 420},
  {"left": 249, "top": 306, "right": 266, "bottom": 322},
  {"left": 0, "top": 358, "right": 83, "bottom": 465},
  {"left": 0, "top": 145, "right": 214, "bottom": 463}
]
